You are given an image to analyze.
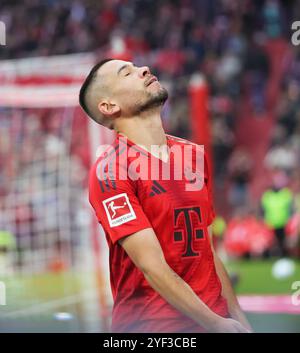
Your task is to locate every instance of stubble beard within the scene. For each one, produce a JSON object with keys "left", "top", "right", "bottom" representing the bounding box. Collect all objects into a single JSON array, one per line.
[{"left": 133, "top": 87, "right": 169, "bottom": 115}]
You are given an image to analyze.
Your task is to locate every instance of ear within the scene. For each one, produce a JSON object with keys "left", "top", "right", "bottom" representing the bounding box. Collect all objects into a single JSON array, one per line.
[{"left": 98, "top": 100, "right": 120, "bottom": 117}]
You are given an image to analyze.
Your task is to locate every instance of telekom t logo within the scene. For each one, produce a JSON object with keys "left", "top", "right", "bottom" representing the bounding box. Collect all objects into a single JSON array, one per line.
[
  {"left": 0, "top": 21, "right": 6, "bottom": 46},
  {"left": 174, "top": 207, "right": 204, "bottom": 258},
  {"left": 0, "top": 281, "right": 6, "bottom": 305}
]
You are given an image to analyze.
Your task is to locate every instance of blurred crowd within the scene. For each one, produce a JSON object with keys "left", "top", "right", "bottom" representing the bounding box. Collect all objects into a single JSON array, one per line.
[{"left": 0, "top": 0, "right": 300, "bottom": 261}]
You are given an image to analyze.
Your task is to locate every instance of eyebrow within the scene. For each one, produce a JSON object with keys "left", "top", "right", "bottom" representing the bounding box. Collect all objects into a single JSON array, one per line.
[{"left": 117, "top": 64, "right": 133, "bottom": 75}]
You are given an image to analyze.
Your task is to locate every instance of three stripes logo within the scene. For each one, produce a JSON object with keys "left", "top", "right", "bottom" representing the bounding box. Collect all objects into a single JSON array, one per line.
[
  {"left": 149, "top": 181, "right": 166, "bottom": 197},
  {"left": 97, "top": 144, "right": 123, "bottom": 193}
]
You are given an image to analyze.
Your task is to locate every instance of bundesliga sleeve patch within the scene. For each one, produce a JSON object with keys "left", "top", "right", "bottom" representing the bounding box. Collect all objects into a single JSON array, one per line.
[{"left": 102, "top": 193, "right": 136, "bottom": 227}]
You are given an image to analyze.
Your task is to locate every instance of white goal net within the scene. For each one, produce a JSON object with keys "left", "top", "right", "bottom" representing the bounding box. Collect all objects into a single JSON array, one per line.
[{"left": 0, "top": 54, "right": 114, "bottom": 332}]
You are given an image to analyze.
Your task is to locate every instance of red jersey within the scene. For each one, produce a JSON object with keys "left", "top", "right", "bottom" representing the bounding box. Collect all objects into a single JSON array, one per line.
[{"left": 89, "top": 133, "right": 229, "bottom": 333}]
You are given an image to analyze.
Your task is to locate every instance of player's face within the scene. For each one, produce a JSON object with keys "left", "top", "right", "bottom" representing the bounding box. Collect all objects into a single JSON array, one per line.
[{"left": 99, "top": 60, "right": 168, "bottom": 116}]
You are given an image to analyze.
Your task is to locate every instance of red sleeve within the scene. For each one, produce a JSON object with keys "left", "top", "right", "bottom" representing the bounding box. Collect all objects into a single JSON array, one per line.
[
  {"left": 204, "top": 152, "right": 216, "bottom": 226},
  {"left": 89, "top": 159, "right": 152, "bottom": 245}
]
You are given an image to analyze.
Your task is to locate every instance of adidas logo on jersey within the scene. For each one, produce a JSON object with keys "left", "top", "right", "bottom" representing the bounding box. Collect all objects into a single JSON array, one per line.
[{"left": 149, "top": 181, "right": 166, "bottom": 197}]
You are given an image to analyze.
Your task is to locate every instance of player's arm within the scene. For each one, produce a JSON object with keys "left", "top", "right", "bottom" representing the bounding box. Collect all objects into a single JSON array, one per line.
[
  {"left": 208, "top": 225, "right": 253, "bottom": 332},
  {"left": 119, "top": 227, "right": 249, "bottom": 333}
]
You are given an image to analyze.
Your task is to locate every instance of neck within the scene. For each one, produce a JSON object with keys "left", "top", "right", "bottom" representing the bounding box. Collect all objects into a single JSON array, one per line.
[{"left": 114, "top": 107, "right": 167, "bottom": 149}]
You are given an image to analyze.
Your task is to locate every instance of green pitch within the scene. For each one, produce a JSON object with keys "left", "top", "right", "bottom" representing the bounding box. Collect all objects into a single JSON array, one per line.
[
  {"left": 226, "top": 259, "right": 300, "bottom": 333},
  {"left": 0, "top": 259, "right": 299, "bottom": 332},
  {"left": 226, "top": 259, "right": 300, "bottom": 294}
]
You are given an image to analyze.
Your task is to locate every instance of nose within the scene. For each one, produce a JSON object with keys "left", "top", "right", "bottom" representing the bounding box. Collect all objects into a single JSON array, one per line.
[{"left": 138, "top": 65, "right": 150, "bottom": 78}]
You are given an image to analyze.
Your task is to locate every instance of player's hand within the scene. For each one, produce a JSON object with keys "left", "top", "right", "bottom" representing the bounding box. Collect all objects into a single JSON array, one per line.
[{"left": 209, "top": 318, "right": 251, "bottom": 333}]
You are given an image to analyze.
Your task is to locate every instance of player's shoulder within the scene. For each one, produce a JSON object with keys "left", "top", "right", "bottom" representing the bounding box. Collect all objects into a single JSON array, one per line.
[
  {"left": 89, "top": 137, "right": 133, "bottom": 189},
  {"left": 90, "top": 140, "right": 120, "bottom": 178}
]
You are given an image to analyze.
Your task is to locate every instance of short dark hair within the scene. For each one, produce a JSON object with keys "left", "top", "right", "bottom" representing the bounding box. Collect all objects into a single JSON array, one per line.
[{"left": 79, "top": 58, "right": 114, "bottom": 125}]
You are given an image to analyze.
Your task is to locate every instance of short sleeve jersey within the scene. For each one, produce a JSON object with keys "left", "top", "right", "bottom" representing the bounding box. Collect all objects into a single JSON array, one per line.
[{"left": 89, "top": 133, "right": 229, "bottom": 333}]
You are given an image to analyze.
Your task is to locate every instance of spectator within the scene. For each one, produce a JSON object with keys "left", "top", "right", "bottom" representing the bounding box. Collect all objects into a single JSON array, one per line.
[{"left": 227, "top": 148, "right": 253, "bottom": 208}]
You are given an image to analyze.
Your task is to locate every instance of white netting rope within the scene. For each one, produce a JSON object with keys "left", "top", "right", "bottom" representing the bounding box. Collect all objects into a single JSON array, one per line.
[
  {"left": 0, "top": 106, "right": 104, "bottom": 331},
  {"left": 0, "top": 53, "right": 112, "bottom": 332}
]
